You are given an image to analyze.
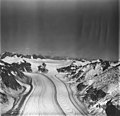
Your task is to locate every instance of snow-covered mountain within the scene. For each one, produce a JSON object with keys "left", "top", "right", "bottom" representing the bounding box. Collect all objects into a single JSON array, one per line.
[
  {"left": 0, "top": 52, "right": 120, "bottom": 116},
  {"left": 57, "top": 59, "right": 120, "bottom": 116},
  {"left": 1, "top": 52, "right": 46, "bottom": 60}
]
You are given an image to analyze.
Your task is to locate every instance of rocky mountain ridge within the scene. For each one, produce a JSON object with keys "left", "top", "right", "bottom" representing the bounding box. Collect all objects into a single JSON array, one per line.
[
  {"left": 56, "top": 59, "right": 120, "bottom": 116},
  {"left": 0, "top": 59, "right": 32, "bottom": 114}
]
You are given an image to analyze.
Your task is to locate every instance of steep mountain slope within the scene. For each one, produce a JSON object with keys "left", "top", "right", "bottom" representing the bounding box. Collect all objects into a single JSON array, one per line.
[
  {"left": 0, "top": 60, "right": 32, "bottom": 114},
  {"left": 57, "top": 59, "right": 120, "bottom": 116}
]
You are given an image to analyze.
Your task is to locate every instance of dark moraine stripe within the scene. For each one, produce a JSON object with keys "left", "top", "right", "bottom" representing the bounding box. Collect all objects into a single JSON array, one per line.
[
  {"left": 42, "top": 74, "right": 66, "bottom": 116},
  {"left": 55, "top": 75, "right": 88, "bottom": 116}
]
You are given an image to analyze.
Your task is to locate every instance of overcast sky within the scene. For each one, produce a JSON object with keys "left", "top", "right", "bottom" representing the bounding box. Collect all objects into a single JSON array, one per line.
[{"left": 1, "top": 0, "right": 118, "bottom": 60}]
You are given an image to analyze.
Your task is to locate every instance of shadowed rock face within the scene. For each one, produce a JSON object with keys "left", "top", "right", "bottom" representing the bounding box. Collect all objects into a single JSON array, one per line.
[
  {"left": 57, "top": 63, "right": 78, "bottom": 73},
  {"left": 0, "top": 60, "right": 32, "bottom": 90},
  {"left": 1, "top": 69, "right": 21, "bottom": 90},
  {"left": 105, "top": 100, "right": 120, "bottom": 116},
  {"left": 100, "top": 60, "right": 110, "bottom": 71},
  {"left": 0, "top": 92, "right": 8, "bottom": 104},
  {"left": 38, "top": 62, "right": 48, "bottom": 73},
  {"left": 77, "top": 83, "right": 87, "bottom": 92},
  {"left": 0, "top": 60, "right": 22, "bottom": 90},
  {"left": 12, "top": 60, "right": 32, "bottom": 72},
  {"left": 84, "top": 87, "right": 106, "bottom": 101},
  {"left": 1, "top": 52, "right": 14, "bottom": 59}
]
